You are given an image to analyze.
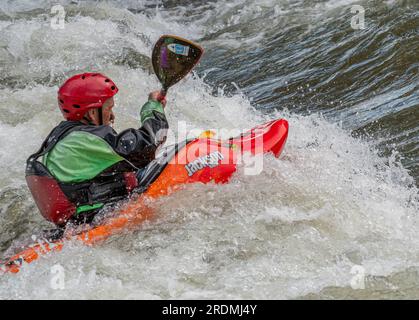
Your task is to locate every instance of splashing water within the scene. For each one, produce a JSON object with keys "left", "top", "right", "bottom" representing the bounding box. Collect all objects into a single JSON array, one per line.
[{"left": 0, "top": 0, "right": 418, "bottom": 299}]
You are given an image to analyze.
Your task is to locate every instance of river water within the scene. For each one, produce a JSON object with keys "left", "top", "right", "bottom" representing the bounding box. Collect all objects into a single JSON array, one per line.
[{"left": 0, "top": 0, "right": 418, "bottom": 299}]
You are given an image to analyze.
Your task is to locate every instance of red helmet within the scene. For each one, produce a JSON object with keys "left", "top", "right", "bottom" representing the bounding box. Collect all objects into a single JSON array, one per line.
[{"left": 58, "top": 72, "right": 119, "bottom": 121}]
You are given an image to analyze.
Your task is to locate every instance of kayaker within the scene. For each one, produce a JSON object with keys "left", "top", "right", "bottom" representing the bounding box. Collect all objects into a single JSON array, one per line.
[{"left": 25, "top": 72, "right": 168, "bottom": 229}]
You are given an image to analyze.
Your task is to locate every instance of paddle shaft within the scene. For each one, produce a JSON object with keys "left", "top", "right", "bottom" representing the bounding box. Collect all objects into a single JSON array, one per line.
[{"left": 158, "top": 87, "right": 167, "bottom": 101}]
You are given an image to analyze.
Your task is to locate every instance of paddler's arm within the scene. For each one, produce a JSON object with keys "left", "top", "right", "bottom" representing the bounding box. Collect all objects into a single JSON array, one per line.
[{"left": 109, "top": 92, "right": 169, "bottom": 167}]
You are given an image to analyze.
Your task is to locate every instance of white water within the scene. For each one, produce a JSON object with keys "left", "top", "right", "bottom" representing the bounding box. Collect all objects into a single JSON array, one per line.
[{"left": 0, "top": 0, "right": 418, "bottom": 299}]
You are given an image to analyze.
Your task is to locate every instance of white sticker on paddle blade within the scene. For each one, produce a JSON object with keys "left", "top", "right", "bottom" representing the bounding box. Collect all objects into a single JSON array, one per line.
[{"left": 168, "top": 43, "right": 190, "bottom": 56}]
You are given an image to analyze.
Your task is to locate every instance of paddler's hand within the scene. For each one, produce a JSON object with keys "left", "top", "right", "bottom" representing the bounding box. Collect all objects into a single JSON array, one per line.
[{"left": 149, "top": 91, "right": 167, "bottom": 107}]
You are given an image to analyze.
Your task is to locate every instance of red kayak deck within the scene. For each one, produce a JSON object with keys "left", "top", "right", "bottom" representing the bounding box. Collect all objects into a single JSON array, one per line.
[{"left": 0, "top": 118, "right": 288, "bottom": 274}]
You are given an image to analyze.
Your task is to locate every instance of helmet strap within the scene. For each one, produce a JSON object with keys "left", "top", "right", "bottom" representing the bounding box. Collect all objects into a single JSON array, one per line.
[
  {"left": 81, "top": 108, "right": 103, "bottom": 125},
  {"left": 98, "top": 107, "right": 104, "bottom": 126},
  {"left": 82, "top": 115, "right": 95, "bottom": 125}
]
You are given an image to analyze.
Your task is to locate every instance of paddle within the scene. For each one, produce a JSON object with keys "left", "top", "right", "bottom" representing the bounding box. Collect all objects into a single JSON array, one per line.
[{"left": 152, "top": 35, "right": 204, "bottom": 101}]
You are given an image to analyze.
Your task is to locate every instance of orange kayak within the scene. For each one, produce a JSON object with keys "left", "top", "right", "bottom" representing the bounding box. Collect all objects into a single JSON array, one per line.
[{"left": 0, "top": 118, "right": 288, "bottom": 274}]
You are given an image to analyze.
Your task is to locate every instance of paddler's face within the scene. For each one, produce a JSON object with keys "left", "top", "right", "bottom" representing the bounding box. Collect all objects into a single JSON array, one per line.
[
  {"left": 102, "top": 97, "right": 115, "bottom": 126},
  {"left": 87, "top": 97, "right": 115, "bottom": 126}
]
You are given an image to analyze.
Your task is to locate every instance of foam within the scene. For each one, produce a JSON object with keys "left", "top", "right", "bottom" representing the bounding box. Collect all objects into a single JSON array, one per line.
[{"left": 0, "top": 0, "right": 417, "bottom": 299}]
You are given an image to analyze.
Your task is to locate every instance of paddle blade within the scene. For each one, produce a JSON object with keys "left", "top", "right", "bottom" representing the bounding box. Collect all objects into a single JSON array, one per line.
[{"left": 152, "top": 35, "right": 204, "bottom": 91}]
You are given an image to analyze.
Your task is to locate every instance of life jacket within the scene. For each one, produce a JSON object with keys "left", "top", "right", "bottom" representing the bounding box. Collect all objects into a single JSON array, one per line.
[{"left": 26, "top": 122, "right": 139, "bottom": 226}]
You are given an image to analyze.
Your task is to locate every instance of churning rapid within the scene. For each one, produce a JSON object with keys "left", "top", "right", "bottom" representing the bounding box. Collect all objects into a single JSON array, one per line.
[{"left": 0, "top": 0, "right": 418, "bottom": 299}]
